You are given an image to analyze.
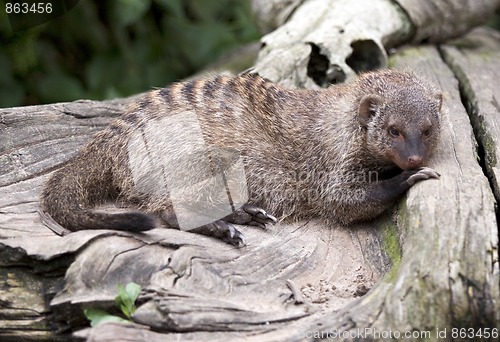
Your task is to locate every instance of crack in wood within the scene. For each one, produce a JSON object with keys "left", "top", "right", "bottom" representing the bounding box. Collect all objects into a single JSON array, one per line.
[{"left": 438, "top": 43, "right": 500, "bottom": 237}]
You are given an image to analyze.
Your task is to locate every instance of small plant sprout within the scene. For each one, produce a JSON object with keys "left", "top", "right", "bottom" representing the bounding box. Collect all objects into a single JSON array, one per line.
[{"left": 84, "top": 282, "right": 142, "bottom": 327}]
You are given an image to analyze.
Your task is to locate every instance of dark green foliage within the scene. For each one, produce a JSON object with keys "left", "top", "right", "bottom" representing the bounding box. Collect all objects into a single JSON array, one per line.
[{"left": 0, "top": 0, "right": 260, "bottom": 107}]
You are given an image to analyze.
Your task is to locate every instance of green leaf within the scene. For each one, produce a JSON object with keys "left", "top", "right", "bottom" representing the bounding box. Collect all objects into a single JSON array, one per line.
[
  {"left": 84, "top": 309, "right": 129, "bottom": 327},
  {"left": 189, "top": 0, "right": 228, "bottom": 22},
  {"left": 125, "top": 282, "right": 142, "bottom": 304},
  {"left": 114, "top": 0, "right": 152, "bottom": 27},
  {"left": 115, "top": 282, "right": 141, "bottom": 318},
  {"left": 119, "top": 304, "right": 130, "bottom": 318},
  {"left": 155, "top": 0, "right": 184, "bottom": 18},
  {"left": 116, "top": 285, "right": 131, "bottom": 311}
]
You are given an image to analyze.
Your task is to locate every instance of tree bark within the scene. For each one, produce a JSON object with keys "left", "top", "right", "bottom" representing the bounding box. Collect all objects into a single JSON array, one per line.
[
  {"left": 396, "top": 0, "right": 500, "bottom": 43},
  {"left": 252, "top": 0, "right": 500, "bottom": 87}
]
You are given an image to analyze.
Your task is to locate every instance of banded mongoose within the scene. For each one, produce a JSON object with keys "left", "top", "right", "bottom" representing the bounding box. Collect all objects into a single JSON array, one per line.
[{"left": 40, "top": 69, "right": 442, "bottom": 246}]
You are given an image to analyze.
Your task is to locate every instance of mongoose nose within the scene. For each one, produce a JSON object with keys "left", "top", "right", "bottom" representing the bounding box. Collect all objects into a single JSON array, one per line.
[{"left": 408, "top": 156, "right": 423, "bottom": 169}]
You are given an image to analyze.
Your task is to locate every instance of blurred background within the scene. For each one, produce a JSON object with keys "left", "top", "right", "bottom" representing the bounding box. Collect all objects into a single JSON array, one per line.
[{"left": 0, "top": 0, "right": 260, "bottom": 107}]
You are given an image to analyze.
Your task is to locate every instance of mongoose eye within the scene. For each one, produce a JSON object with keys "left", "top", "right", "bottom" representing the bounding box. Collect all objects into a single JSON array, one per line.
[
  {"left": 388, "top": 126, "right": 400, "bottom": 137},
  {"left": 423, "top": 128, "right": 432, "bottom": 137}
]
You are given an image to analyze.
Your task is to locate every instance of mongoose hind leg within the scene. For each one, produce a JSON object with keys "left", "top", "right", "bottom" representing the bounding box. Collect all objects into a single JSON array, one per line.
[
  {"left": 193, "top": 204, "right": 277, "bottom": 247},
  {"left": 190, "top": 220, "right": 246, "bottom": 247},
  {"left": 160, "top": 204, "right": 276, "bottom": 247},
  {"left": 161, "top": 210, "right": 245, "bottom": 246},
  {"left": 160, "top": 208, "right": 246, "bottom": 246}
]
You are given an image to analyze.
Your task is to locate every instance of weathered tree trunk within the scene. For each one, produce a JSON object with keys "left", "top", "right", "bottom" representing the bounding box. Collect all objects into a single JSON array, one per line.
[
  {"left": 251, "top": 0, "right": 500, "bottom": 39},
  {"left": 252, "top": 0, "right": 500, "bottom": 86},
  {"left": 1, "top": 2, "right": 500, "bottom": 341}
]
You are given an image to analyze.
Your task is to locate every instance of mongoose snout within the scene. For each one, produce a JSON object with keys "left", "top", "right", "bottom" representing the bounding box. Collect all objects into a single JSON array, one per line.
[
  {"left": 407, "top": 155, "right": 424, "bottom": 169},
  {"left": 388, "top": 132, "right": 431, "bottom": 170}
]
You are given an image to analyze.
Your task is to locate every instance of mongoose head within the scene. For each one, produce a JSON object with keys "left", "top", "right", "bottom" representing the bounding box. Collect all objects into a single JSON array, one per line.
[{"left": 357, "top": 73, "right": 442, "bottom": 170}]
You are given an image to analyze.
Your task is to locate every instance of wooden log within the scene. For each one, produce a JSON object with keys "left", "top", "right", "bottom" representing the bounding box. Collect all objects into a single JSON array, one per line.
[
  {"left": 358, "top": 42, "right": 499, "bottom": 334},
  {"left": 252, "top": 0, "right": 500, "bottom": 88},
  {"left": 440, "top": 27, "right": 500, "bottom": 201},
  {"left": 250, "top": 0, "right": 304, "bottom": 34},
  {"left": 1, "top": 24, "right": 499, "bottom": 342},
  {"left": 395, "top": 0, "right": 500, "bottom": 43},
  {"left": 251, "top": 0, "right": 500, "bottom": 39},
  {"left": 0, "top": 98, "right": 139, "bottom": 341},
  {"left": 253, "top": 0, "right": 411, "bottom": 87},
  {"left": 78, "top": 29, "right": 499, "bottom": 341}
]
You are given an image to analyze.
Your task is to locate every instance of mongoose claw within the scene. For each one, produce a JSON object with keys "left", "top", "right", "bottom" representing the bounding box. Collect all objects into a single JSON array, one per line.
[
  {"left": 242, "top": 204, "right": 278, "bottom": 225},
  {"left": 222, "top": 204, "right": 277, "bottom": 229},
  {"left": 406, "top": 167, "right": 440, "bottom": 187}
]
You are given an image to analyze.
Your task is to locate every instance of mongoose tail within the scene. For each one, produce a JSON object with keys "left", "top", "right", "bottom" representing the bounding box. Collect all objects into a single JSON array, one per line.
[{"left": 40, "top": 136, "right": 157, "bottom": 232}]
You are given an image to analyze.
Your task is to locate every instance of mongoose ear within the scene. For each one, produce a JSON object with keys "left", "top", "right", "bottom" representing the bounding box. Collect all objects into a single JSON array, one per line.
[{"left": 358, "top": 94, "right": 383, "bottom": 128}]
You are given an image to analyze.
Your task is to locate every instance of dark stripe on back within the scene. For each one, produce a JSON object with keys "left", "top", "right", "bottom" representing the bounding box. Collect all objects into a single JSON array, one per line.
[
  {"left": 159, "top": 87, "right": 172, "bottom": 103},
  {"left": 182, "top": 80, "right": 197, "bottom": 104},
  {"left": 223, "top": 77, "right": 240, "bottom": 101},
  {"left": 216, "top": 78, "right": 235, "bottom": 113},
  {"left": 244, "top": 74, "right": 260, "bottom": 107},
  {"left": 243, "top": 73, "right": 261, "bottom": 92},
  {"left": 123, "top": 112, "right": 139, "bottom": 125},
  {"left": 138, "top": 94, "right": 151, "bottom": 110},
  {"left": 265, "top": 82, "right": 278, "bottom": 102},
  {"left": 203, "top": 76, "right": 222, "bottom": 100}
]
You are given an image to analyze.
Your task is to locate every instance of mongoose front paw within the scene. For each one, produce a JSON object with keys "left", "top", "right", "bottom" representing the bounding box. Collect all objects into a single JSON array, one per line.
[
  {"left": 406, "top": 167, "right": 441, "bottom": 187},
  {"left": 223, "top": 204, "right": 277, "bottom": 229}
]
